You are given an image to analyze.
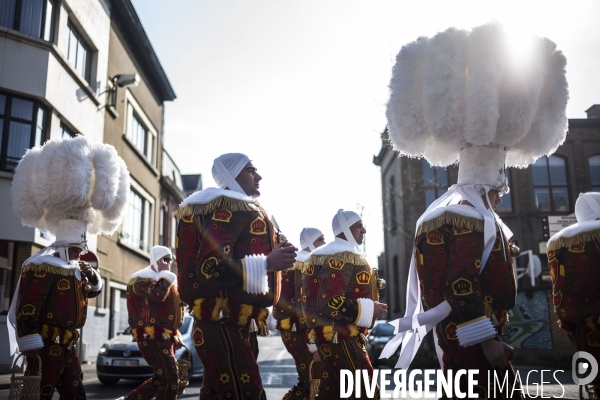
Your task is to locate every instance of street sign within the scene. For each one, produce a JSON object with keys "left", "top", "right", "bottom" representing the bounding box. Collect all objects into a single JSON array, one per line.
[{"left": 548, "top": 215, "right": 578, "bottom": 237}]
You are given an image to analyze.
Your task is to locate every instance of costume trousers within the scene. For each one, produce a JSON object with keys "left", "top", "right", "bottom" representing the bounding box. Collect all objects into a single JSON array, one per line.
[
  {"left": 125, "top": 338, "right": 178, "bottom": 400},
  {"left": 315, "top": 337, "right": 379, "bottom": 400},
  {"left": 193, "top": 319, "right": 265, "bottom": 400},
  {"left": 436, "top": 322, "right": 521, "bottom": 399},
  {"left": 280, "top": 328, "right": 318, "bottom": 400},
  {"left": 25, "top": 342, "right": 85, "bottom": 400},
  {"left": 570, "top": 317, "right": 600, "bottom": 394}
]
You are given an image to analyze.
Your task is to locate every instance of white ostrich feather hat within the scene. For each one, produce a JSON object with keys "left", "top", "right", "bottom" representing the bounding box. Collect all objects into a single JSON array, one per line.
[
  {"left": 386, "top": 22, "right": 569, "bottom": 193},
  {"left": 11, "top": 136, "right": 130, "bottom": 246}
]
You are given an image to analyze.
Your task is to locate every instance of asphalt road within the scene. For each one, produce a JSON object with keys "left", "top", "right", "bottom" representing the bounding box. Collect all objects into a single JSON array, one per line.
[{"left": 0, "top": 335, "right": 587, "bottom": 399}]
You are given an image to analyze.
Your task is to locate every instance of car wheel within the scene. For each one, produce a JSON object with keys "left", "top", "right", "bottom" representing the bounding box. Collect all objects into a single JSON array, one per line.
[{"left": 98, "top": 375, "right": 120, "bottom": 385}]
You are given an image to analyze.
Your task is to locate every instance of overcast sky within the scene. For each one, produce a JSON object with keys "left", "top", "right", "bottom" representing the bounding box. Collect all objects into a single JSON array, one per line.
[{"left": 130, "top": 0, "right": 600, "bottom": 266}]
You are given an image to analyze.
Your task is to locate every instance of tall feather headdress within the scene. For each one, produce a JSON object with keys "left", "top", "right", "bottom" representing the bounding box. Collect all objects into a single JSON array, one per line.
[
  {"left": 386, "top": 21, "right": 569, "bottom": 189},
  {"left": 11, "top": 136, "right": 130, "bottom": 240}
]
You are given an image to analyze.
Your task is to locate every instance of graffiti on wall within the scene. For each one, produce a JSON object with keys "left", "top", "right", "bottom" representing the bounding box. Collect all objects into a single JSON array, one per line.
[{"left": 501, "top": 289, "right": 553, "bottom": 349}]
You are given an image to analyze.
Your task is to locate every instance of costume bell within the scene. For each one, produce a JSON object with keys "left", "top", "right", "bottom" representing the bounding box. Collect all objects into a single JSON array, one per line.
[{"left": 548, "top": 192, "right": 600, "bottom": 397}]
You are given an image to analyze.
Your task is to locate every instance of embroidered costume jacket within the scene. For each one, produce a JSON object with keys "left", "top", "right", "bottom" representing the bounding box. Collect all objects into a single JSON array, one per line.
[
  {"left": 302, "top": 238, "right": 378, "bottom": 342},
  {"left": 415, "top": 205, "right": 517, "bottom": 341},
  {"left": 16, "top": 255, "right": 102, "bottom": 351},
  {"left": 127, "top": 266, "right": 183, "bottom": 339},
  {"left": 547, "top": 221, "right": 600, "bottom": 332},
  {"left": 177, "top": 189, "right": 278, "bottom": 329}
]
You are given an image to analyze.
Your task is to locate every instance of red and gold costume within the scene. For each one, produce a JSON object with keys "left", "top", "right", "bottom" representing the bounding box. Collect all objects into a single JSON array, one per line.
[
  {"left": 177, "top": 188, "right": 279, "bottom": 400},
  {"left": 124, "top": 264, "right": 183, "bottom": 400},
  {"left": 415, "top": 205, "right": 518, "bottom": 399},
  {"left": 274, "top": 250, "right": 314, "bottom": 400},
  {"left": 302, "top": 238, "right": 379, "bottom": 400},
  {"left": 548, "top": 219, "right": 600, "bottom": 393},
  {"left": 15, "top": 255, "right": 102, "bottom": 400}
]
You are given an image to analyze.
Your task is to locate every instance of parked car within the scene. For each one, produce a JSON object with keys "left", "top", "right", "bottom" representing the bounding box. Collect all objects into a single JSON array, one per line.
[
  {"left": 96, "top": 315, "right": 203, "bottom": 385},
  {"left": 366, "top": 320, "right": 395, "bottom": 367}
]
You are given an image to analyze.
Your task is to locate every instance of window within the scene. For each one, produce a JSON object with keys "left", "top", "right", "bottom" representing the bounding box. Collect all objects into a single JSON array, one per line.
[
  {"left": 532, "top": 155, "right": 570, "bottom": 213},
  {"left": 589, "top": 155, "right": 600, "bottom": 192},
  {"left": 120, "top": 181, "right": 154, "bottom": 253},
  {"left": 66, "top": 21, "right": 91, "bottom": 82},
  {"left": 59, "top": 123, "right": 77, "bottom": 139},
  {"left": 0, "top": 240, "right": 14, "bottom": 313},
  {"left": 422, "top": 159, "right": 449, "bottom": 207},
  {"left": 496, "top": 169, "right": 513, "bottom": 214},
  {"left": 388, "top": 177, "right": 397, "bottom": 233},
  {"left": 0, "top": 92, "right": 48, "bottom": 172},
  {"left": 0, "top": 0, "right": 55, "bottom": 41},
  {"left": 125, "top": 91, "right": 157, "bottom": 166}
]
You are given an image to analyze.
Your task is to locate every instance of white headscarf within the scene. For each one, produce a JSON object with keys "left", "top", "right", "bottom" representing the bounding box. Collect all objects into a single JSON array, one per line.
[
  {"left": 332, "top": 210, "right": 362, "bottom": 253},
  {"left": 149, "top": 245, "right": 172, "bottom": 270},
  {"left": 300, "top": 227, "right": 323, "bottom": 251},
  {"left": 575, "top": 192, "right": 600, "bottom": 222},
  {"left": 211, "top": 153, "right": 251, "bottom": 195}
]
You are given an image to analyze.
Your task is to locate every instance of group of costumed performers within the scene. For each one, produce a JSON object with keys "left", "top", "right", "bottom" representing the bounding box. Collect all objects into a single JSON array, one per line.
[
  {"left": 273, "top": 227, "right": 325, "bottom": 400},
  {"left": 176, "top": 153, "right": 297, "bottom": 400},
  {"left": 302, "top": 210, "right": 387, "bottom": 400},
  {"left": 548, "top": 192, "right": 600, "bottom": 397},
  {"left": 7, "top": 136, "right": 130, "bottom": 400},
  {"left": 116, "top": 245, "right": 184, "bottom": 400},
  {"left": 379, "top": 22, "right": 569, "bottom": 399}
]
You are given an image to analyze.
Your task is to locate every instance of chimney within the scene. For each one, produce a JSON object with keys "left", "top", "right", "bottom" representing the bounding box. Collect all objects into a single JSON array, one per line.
[{"left": 585, "top": 104, "right": 600, "bottom": 119}]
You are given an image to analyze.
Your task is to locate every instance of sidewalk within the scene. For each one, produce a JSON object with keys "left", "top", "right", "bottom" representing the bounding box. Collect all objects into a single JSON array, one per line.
[{"left": 0, "top": 362, "right": 97, "bottom": 390}]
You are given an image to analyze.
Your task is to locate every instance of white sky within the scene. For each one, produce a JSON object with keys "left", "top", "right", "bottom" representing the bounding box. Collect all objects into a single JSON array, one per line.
[{"left": 130, "top": 0, "right": 600, "bottom": 266}]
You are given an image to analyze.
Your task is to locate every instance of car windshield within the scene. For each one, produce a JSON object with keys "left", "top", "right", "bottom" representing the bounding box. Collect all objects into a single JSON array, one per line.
[{"left": 376, "top": 323, "right": 395, "bottom": 337}]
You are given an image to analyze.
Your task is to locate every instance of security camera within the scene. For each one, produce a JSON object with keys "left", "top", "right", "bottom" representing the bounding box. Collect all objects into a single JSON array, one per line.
[{"left": 114, "top": 74, "right": 139, "bottom": 88}]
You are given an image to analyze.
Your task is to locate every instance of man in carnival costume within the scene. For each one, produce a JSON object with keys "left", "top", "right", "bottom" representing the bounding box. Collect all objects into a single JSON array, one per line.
[
  {"left": 274, "top": 227, "right": 325, "bottom": 400},
  {"left": 176, "top": 153, "right": 297, "bottom": 400},
  {"left": 302, "top": 210, "right": 387, "bottom": 400},
  {"left": 117, "top": 246, "right": 184, "bottom": 400},
  {"left": 547, "top": 192, "right": 600, "bottom": 397},
  {"left": 8, "top": 136, "right": 130, "bottom": 400},
  {"left": 379, "top": 22, "right": 569, "bottom": 399}
]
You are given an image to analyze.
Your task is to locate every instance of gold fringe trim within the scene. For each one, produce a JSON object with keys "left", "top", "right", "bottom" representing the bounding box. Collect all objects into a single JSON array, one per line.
[
  {"left": 22, "top": 263, "right": 76, "bottom": 277},
  {"left": 292, "top": 260, "right": 308, "bottom": 272},
  {"left": 310, "top": 252, "right": 368, "bottom": 267},
  {"left": 416, "top": 212, "right": 484, "bottom": 236},
  {"left": 310, "top": 325, "right": 360, "bottom": 341},
  {"left": 127, "top": 277, "right": 154, "bottom": 286},
  {"left": 177, "top": 197, "right": 261, "bottom": 220},
  {"left": 547, "top": 228, "right": 600, "bottom": 252}
]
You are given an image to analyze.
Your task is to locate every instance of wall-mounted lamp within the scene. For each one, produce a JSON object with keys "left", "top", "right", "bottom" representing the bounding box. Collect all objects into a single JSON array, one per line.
[{"left": 98, "top": 73, "right": 140, "bottom": 110}]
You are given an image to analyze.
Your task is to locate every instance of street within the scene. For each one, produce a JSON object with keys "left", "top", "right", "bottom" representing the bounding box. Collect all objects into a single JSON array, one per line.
[{"left": 0, "top": 335, "right": 584, "bottom": 399}]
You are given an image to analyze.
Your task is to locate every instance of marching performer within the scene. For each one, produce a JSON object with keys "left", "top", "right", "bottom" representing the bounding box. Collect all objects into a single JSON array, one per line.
[
  {"left": 176, "top": 153, "right": 297, "bottom": 400},
  {"left": 548, "top": 192, "right": 600, "bottom": 397},
  {"left": 274, "top": 227, "right": 325, "bottom": 400},
  {"left": 302, "top": 210, "right": 387, "bottom": 400},
  {"left": 8, "top": 136, "right": 130, "bottom": 399},
  {"left": 117, "top": 246, "right": 183, "bottom": 400},
  {"left": 379, "top": 22, "right": 569, "bottom": 398}
]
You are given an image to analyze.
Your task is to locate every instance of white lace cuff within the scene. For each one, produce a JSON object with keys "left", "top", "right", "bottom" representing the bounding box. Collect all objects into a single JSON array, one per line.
[
  {"left": 89, "top": 269, "right": 103, "bottom": 291},
  {"left": 18, "top": 334, "right": 44, "bottom": 352},
  {"left": 243, "top": 255, "right": 268, "bottom": 294},
  {"left": 159, "top": 270, "right": 177, "bottom": 284},
  {"left": 456, "top": 316, "right": 497, "bottom": 347},
  {"left": 355, "top": 298, "right": 374, "bottom": 328},
  {"left": 307, "top": 343, "right": 318, "bottom": 353}
]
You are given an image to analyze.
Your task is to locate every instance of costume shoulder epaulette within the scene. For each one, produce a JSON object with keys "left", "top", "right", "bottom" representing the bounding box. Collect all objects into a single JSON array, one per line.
[
  {"left": 416, "top": 204, "right": 484, "bottom": 236},
  {"left": 547, "top": 222, "right": 600, "bottom": 252},
  {"left": 127, "top": 276, "right": 154, "bottom": 286},
  {"left": 292, "top": 260, "right": 309, "bottom": 272},
  {"left": 177, "top": 196, "right": 260, "bottom": 220},
  {"left": 311, "top": 251, "right": 368, "bottom": 267},
  {"left": 22, "top": 262, "right": 76, "bottom": 277}
]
